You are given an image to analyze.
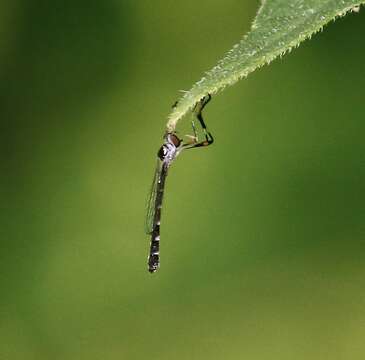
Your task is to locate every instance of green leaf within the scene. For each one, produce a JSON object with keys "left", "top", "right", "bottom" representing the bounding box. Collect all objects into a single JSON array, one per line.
[{"left": 167, "top": 0, "right": 363, "bottom": 131}]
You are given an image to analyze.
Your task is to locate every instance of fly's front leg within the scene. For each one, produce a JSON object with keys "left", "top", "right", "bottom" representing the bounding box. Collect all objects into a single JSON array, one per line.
[
  {"left": 184, "top": 117, "right": 198, "bottom": 145},
  {"left": 184, "top": 94, "right": 214, "bottom": 149}
]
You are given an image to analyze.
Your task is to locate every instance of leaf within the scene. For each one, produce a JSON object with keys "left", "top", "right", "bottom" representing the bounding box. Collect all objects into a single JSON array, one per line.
[{"left": 167, "top": 0, "right": 363, "bottom": 131}]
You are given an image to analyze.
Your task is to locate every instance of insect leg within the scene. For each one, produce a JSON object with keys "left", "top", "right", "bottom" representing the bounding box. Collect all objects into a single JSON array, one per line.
[{"left": 184, "top": 94, "right": 214, "bottom": 149}]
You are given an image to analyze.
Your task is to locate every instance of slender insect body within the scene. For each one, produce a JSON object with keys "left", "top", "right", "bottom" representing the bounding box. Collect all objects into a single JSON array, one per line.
[
  {"left": 146, "top": 95, "right": 213, "bottom": 273},
  {"left": 147, "top": 134, "right": 182, "bottom": 273}
]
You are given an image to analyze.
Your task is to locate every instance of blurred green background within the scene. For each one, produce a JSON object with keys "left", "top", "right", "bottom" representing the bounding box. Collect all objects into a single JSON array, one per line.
[{"left": 1, "top": 1, "right": 365, "bottom": 359}]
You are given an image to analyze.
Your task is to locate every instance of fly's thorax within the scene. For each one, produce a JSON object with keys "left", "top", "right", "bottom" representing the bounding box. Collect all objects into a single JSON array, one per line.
[{"left": 157, "top": 144, "right": 168, "bottom": 161}]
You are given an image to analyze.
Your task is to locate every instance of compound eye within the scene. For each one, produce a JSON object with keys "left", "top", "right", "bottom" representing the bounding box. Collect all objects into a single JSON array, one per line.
[
  {"left": 169, "top": 133, "right": 181, "bottom": 147},
  {"left": 157, "top": 145, "right": 167, "bottom": 160}
]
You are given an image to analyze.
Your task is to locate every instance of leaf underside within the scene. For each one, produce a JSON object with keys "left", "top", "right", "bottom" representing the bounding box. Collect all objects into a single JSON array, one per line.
[{"left": 167, "top": 0, "right": 364, "bottom": 131}]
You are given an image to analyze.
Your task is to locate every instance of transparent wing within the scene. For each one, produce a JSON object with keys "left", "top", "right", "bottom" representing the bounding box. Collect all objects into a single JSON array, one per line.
[{"left": 145, "top": 158, "right": 163, "bottom": 234}]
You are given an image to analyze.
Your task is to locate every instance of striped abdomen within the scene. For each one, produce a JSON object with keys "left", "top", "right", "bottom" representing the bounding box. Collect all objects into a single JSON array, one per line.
[{"left": 148, "top": 162, "right": 168, "bottom": 273}]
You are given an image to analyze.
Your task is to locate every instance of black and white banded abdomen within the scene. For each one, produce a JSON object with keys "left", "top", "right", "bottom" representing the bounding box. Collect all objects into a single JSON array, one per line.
[{"left": 148, "top": 226, "right": 160, "bottom": 273}]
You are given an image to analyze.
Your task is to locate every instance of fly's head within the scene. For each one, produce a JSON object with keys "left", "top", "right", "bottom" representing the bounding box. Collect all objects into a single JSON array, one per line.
[{"left": 157, "top": 132, "right": 182, "bottom": 163}]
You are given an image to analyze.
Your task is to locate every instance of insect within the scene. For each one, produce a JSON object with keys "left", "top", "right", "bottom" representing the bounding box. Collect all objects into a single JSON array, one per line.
[{"left": 145, "top": 94, "right": 214, "bottom": 273}]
